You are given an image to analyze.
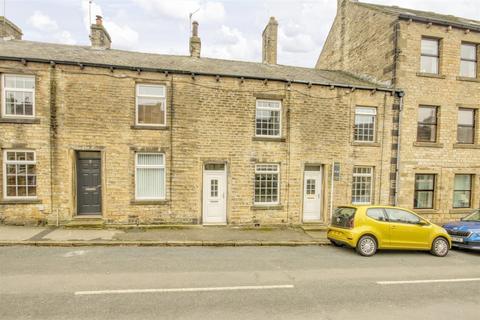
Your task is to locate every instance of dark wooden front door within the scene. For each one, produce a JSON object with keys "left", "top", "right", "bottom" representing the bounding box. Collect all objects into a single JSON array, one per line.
[{"left": 77, "top": 152, "right": 102, "bottom": 215}]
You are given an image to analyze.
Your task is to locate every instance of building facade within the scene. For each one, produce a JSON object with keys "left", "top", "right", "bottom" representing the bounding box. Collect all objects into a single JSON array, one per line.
[
  {"left": 0, "top": 16, "right": 400, "bottom": 226},
  {"left": 318, "top": 0, "right": 480, "bottom": 222}
]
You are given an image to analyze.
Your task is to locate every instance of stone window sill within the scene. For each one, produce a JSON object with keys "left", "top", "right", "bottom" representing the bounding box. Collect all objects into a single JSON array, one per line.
[
  {"left": 0, "top": 118, "right": 41, "bottom": 124},
  {"left": 352, "top": 142, "right": 380, "bottom": 147},
  {"left": 0, "top": 199, "right": 42, "bottom": 205},
  {"left": 251, "top": 205, "right": 284, "bottom": 210},
  {"left": 416, "top": 72, "right": 446, "bottom": 79},
  {"left": 449, "top": 208, "right": 474, "bottom": 214},
  {"left": 130, "top": 200, "right": 169, "bottom": 205},
  {"left": 131, "top": 125, "right": 169, "bottom": 130},
  {"left": 413, "top": 142, "right": 444, "bottom": 148},
  {"left": 252, "top": 136, "right": 286, "bottom": 142},
  {"left": 453, "top": 143, "right": 480, "bottom": 149},
  {"left": 456, "top": 76, "right": 480, "bottom": 83},
  {"left": 413, "top": 209, "right": 438, "bottom": 214}
]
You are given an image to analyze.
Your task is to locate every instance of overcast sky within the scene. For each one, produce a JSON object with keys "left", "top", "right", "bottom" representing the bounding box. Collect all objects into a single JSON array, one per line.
[{"left": 4, "top": 0, "right": 480, "bottom": 67}]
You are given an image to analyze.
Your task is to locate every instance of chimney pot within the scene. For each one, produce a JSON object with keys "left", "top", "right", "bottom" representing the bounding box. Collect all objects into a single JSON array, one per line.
[{"left": 262, "top": 16, "right": 278, "bottom": 64}]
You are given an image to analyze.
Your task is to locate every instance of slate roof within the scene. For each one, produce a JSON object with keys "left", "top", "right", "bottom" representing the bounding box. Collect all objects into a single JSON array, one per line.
[
  {"left": 0, "top": 39, "right": 393, "bottom": 90},
  {"left": 356, "top": 1, "right": 480, "bottom": 32}
]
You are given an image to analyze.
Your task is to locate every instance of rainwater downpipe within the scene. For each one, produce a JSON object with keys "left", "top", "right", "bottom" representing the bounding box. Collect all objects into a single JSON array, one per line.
[{"left": 394, "top": 92, "right": 404, "bottom": 206}]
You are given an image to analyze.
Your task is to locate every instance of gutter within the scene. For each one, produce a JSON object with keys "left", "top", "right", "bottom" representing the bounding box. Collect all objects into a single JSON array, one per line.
[
  {"left": 398, "top": 14, "right": 480, "bottom": 33},
  {"left": 0, "top": 55, "right": 403, "bottom": 95}
]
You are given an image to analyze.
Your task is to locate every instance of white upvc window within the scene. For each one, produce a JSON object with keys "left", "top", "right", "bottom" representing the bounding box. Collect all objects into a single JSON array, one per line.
[
  {"left": 420, "top": 38, "right": 440, "bottom": 74},
  {"left": 135, "top": 84, "right": 166, "bottom": 126},
  {"left": 135, "top": 153, "right": 166, "bottom": 200},
  {"left": 254, "top": 164, "right": 280, "bottom": 205},
  {"left": 352, "top": 167, "right": 373, "bottom": 205},
  {"left": 460, "top": 43, "right": 477, "bottom": 78},
  {"left": 354, "top": 107, "right": 377, "bottom": 142},
  {"left": 255, "top": 100, "right": 281, "bottom": 137},
  {"left": 3, "top": 150, "right": 37, "bottom": 199},
  {"left": 1, "top": 74, "right": 35, "bottom": 118}
]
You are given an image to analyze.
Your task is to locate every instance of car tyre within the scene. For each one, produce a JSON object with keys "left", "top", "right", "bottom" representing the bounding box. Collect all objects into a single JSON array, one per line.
[
  {"left": 356, "top": 235, "right": 377, "bottom": 257},
  {"left": 330, "top": 239, "right": 343, "bottom": 247},
  {"left": 431, "top": 237, "right": 449, "bottom": 257}
]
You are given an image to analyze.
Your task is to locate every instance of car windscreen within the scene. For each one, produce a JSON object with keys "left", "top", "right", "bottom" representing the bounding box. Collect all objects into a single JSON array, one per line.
[
  {"left": 332, "top": 207, "right": 356, "bottom": 228},
  {"left": 463, "top": 210, "right": 480, "bottom": 222}
]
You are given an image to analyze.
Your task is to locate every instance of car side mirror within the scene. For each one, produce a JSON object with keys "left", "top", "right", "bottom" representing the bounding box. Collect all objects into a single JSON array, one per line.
[{"left": 417, "top": 220, "right": 429, "bottom": 226}]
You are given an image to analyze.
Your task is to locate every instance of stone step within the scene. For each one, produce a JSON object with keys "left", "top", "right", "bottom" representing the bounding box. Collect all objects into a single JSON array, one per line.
[
  {"left": 64, "top": 218, "right": 105, "bottom": 229},
  {"left": 301, "top": 224, "right": 328, "bottom": 231}
]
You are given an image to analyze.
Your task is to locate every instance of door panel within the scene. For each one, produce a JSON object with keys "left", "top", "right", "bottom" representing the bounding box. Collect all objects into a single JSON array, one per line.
[
  {"left": 303, "top": 168, "right": 322, "bottom": 222},
  {"left": 77, "top": 158, "right": 102, "bottom": 215},
  {"left": 365, "top": 208, "right": 390, "bottom": 248},
  {"left": 385, "top": 208, "right": 431, "bottom": 248},
  {"left": 203, "top": 169, "right": 227, "bottom": 224}
]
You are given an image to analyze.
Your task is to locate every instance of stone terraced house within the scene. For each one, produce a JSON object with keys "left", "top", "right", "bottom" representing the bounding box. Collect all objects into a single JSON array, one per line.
[
  {"left": 3, "top": 0, "right": 479, "bottom": 227},
  {"left": 319, "top": 0, "right": 480, "bottom": 223}
]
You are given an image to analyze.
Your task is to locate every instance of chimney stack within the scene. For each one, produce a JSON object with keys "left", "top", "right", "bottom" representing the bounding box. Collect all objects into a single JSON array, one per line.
[
  {"left": 90, "top": 15, "right": 111, "bottom": 49},
  {"left": 189, "top": 21, "right": 201, "bottom": 58},
  {"left": 262, "top": 17, "right": 278, "bottom": 64},
  {"left": 0, "top": 16, "right": 23, "bottom": 40}
]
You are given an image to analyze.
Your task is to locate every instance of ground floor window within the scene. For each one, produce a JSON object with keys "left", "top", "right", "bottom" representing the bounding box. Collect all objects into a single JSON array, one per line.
[
  {"left": 352, "top": 167, "right": 373, "bottom": 204},
  {"left": 3, "top": 150, "right": 37, "bottom": 199},
  {"left": 254, "top": 164, "right": 279, "bottom": 204},
  {"left": 414, "top": 174, "right": 435, "bottom": 209},
  {"left": 453, "top": 174, "right": 472, "bottom": 208},
  {"left": 135, "top": 153, "right": 165, "bottom": 200}
]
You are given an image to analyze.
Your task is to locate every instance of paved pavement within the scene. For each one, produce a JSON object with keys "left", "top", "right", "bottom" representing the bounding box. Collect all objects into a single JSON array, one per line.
[
  {"left": 0, "top": 246, "right": 479, "bottom": 319},
  {"left": 0, "top": 225, "right": 327, "bottom": 246}
]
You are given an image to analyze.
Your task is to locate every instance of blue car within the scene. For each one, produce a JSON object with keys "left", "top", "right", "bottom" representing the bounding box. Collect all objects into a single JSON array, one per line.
[{"left": 443, "top": 210, "right": 480, "bottom": 251}]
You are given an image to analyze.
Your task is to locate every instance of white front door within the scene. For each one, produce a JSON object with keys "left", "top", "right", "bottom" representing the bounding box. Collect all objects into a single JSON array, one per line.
[
  {"left": 203, "top": 165, "right": 227, "bottom": 224},
  {"left": 303, "top": 167, "right": 322, "bottom": 222}
]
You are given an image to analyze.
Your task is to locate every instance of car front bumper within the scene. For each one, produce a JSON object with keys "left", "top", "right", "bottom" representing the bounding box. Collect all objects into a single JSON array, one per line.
[{"left": 451, "top": 241, "right": 480, "bottom": 251}]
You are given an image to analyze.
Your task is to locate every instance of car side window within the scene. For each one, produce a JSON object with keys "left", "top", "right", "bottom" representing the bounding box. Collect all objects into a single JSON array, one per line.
[
  {"left": 385, "top": 209, "right": 420, "bottom": 224},
  {"left": 366, "top": 208, "right": 387, "bottom": 222}
]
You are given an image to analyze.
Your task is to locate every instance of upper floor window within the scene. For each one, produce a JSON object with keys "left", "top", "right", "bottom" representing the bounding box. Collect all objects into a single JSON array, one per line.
[
  {"left": 135, "top": 153, "right": 165, "bottom": 200},
  {"left": 417, "top": 106, "right": 438, "bottom": 143},
  {"left": 352, "top": 166, "right": 373, "bottom": 205},
  {"left": 3, "top": 150, "right": 37, "bottom": 199},
  {"left": 136, "top": 84, "right": 166, "bottom": 126},
  {"left": 420, "top": 38, "right": 439, "bottom": 74},
  {"left": 414, "top": 174, "right": 435, "bottom": 209},
  {"left": 254, "top": 164, "right": 279, "bottom": 205},
  {"left": 460, "top": 43, "right": 477, "bottom": 78},
  {"left": 457, "top": 108, "right": 476, "bottom": 144},
  {"left": 354, "top": 107, "right": 376, "bottom": 142},
  {"left": 2, "top": 75, "right": 35, "bottom": 118},
  {"left": 255, "top": 100, "right": 281, "bottom": 137}
]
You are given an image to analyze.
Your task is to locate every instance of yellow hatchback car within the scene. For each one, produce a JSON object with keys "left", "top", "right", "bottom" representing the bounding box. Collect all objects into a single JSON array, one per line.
[{"left": 327, "top": 205, "right": 451, "bottom": 257}]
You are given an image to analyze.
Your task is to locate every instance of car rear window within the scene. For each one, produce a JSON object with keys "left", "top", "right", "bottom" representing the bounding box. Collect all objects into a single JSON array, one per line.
[{"left": 332, "top": 207, "right": 356, "bottom": 228}]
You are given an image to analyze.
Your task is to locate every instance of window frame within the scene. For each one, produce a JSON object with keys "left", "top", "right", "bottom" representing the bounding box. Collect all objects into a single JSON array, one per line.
[
  {"left": 135, "top": 84, "right": 167, "bottom": 127},
  {"left": 3, "top": 149, "right": 37, "bottom": 200},
  {"left": 414, "top": 174, "right": 436, "bottom": 209},
  {"left": 460, "top": 42, "right": 478, "bottom": 78},
  {"left": 351, "top": 166, "right": 374, "bottom": 205},
  {"left": 417, "top": 105, "right": 438, "bottom": 143},
  {"left": 134, "top": 152, "right": 166, "bottom": 201},
  {"left": 255, "top": 99, "right": 282, "bottom": 138},
  {"left": 354, "top": 107, "right": 377, "bottom": 143},
  {"left": 1, "top": 74, "right": 36, "bottom": 119},
  {"left": 420, "top": 37, "right": 440, "bottom": 74},
  {"left": 453, "top": 174, "right": 473, "bottom": 209},
  {"left": 457, "top": 108, "right": 476, "bottom": 144},
  {"left": 254, "top": 163, "right": 280, "bottom": 205}
]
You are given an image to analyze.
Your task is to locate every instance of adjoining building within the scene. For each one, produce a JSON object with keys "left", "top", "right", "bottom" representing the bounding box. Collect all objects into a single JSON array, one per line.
[
  {"left": 0, "top": 14, "right": 401, "bottom": 226},
  {"left": 318, "top": 0, "right": 480, "bottom": 222}
]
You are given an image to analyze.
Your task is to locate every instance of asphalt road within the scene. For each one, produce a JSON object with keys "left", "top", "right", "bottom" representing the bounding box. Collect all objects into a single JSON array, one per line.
[{"left": 0, "top": 246, "right": 479, "bottom": 320}]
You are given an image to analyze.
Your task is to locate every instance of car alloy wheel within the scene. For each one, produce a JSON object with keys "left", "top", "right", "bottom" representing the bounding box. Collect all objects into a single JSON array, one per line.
[
  {"left": 431, "top": 237, "right": 449, "bottom": 257},
  {"left": 356, "top": 235, "right": 377, "bottom": 256}
]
